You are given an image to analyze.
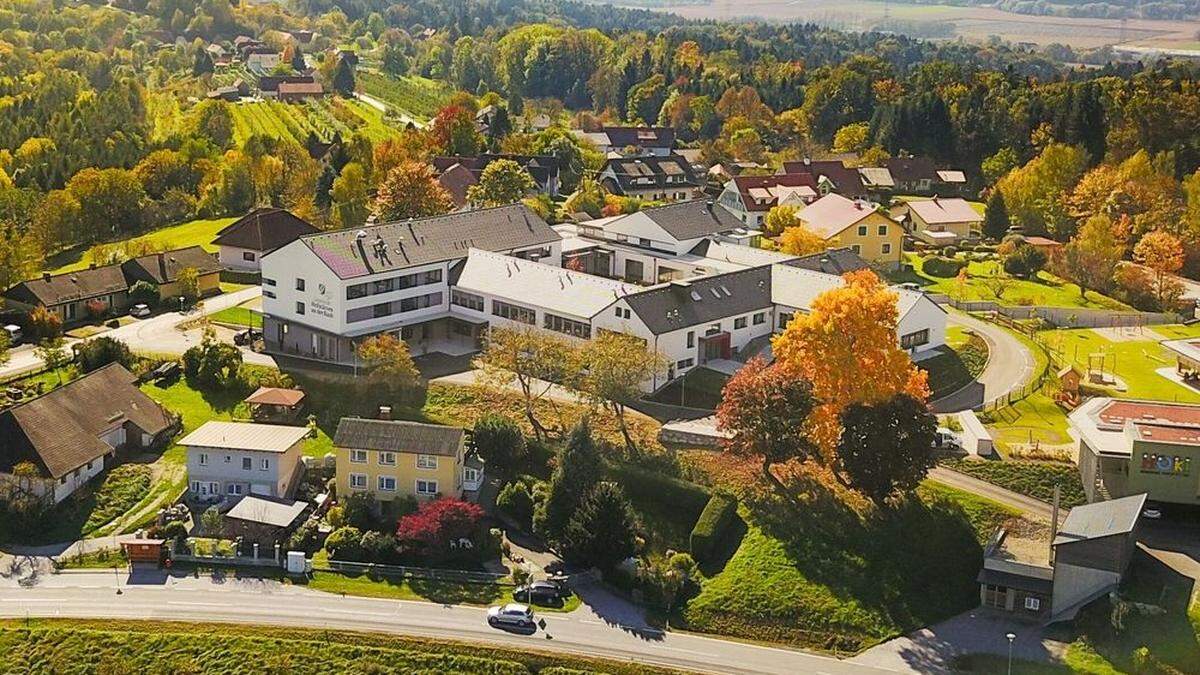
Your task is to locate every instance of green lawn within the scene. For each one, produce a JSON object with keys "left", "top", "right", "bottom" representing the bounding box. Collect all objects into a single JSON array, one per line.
[
  {"left": 301, "top": 569, "right": 583, "bottom": 613},
  {"left": 0, "top": 620, "right": 658, "bottom": 674},
  {"left": 897, "top": 255, "right": 1130, "bottom": 310},
  {"left": 46, "top": 217, "right": 236, "bottom": 274},
  {"left": 1042, "top": 327, "right": 1200, "bottom": 403},
  {"left": 921, "top": 326, "right": 989, "bottom": 399},
  {"left": 679, "top": 479, "right": 1019, "bottom": 654},
  {"left": 57, "top": 548, "right": 128, "bottom": 570},
  {"left": 208, "top": 305, "right": 262, "bottom": 329},
  {"left": 940, "top": 458, "right": 1087, "bottom": 507}
]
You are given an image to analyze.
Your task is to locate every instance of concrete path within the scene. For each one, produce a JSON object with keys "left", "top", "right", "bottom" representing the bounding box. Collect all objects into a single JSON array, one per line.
[
  {"left": 929, "top": 467, "right": 1063, "bottom": 522},
  {"left": 931, "top": 310, "right": 1036, "bottom": 414}
]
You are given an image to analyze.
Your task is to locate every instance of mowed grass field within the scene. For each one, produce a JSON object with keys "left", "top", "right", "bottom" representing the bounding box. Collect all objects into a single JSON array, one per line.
[
  {"left": 896, "top": 254, "right": 1131, "bottom": 310},
  {"left": 46, "top": 217, "right": 236, "bottom": 274}
]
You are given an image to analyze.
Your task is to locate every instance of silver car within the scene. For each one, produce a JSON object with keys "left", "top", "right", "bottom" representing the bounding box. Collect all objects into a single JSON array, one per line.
[{"left": 487, "top": 603, "right": 535, "bottom": 628}]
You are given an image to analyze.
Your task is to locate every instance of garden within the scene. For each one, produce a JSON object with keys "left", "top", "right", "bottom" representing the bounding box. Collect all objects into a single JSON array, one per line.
[
  {"left": 228, "top": 98, "right": 399, "bottom": 147},
  {"left": 940, "top": 457, "right": 1088, "bottom": 507}
]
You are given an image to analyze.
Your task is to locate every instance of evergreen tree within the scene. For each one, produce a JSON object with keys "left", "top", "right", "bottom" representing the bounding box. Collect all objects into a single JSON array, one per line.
[
  {"left": 532, "top": 420, "right": 602, "bottom": 544},
  {"left": 315, "top": 163, "right": 336, "bottom": 209},
  {"left": 561, "top": 482, "right": 640, "bottom": 571},
  {"left": 291, "top": 48, "right": 306, "bottom": 73},
  {"left": 332, "top": 56, "right": 356, "bottom": 96},
  {"left": 983, "top": 190, "right": 1010, "bottom": 241}
]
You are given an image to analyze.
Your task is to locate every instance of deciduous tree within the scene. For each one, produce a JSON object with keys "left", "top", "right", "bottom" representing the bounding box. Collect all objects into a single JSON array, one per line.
[
  {"left": 577, "top": 331, "right": 667, "bottom": 452},
  {"left": 429, "top": 105, "right": 483, "bottom": 156},
  {"left": 1056, "top": 214, "right": 1124, "bottom": 297},
  {"left": 763, "top": 204, "right": 800, "bottom": 237},
  {"left": 779, "top": 225, "right": 827, "bottom": 256},
  {"left": 395, "top": 498, "right": 484, "bottom": 559},
  {"left": 475, "top": 327, "right": 578, "bottom": 441},
  {"left": 331, "top": 162, "right": 369, "bottom": 230},
  {"left": 466, "top": 159, "right": 535, "bottom": 207},
  {"left": 355, "top": 333, "right": 421, "bottom": 398},
  {"left": 1133, "top": 229, "right": 1185, "bottom": 308},
  {"left": 837, "top": 393, "right": 937, "bottom": 505},
  {"left": 35, "top": 337, "right": 70, "bottom": 385},
  {"left": 373, "top": 161, "right": 454, "bottom": 220}
]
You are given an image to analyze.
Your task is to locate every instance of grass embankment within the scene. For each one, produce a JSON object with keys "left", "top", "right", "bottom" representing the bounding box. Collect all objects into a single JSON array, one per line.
[
  {"left": 300, "top": 570, "right": 584, "bottom": 613},
  {"left": 679, "top": 474, "right": 1020, "bottom": 654},
  {"left": 0, "top": 465, "right": 152, "bottom": 545},
  {"left": 922, "top": 325, "right": 989, "bottom": 399},
  {"left": 647, "top": 366, "right": 729, "bottom": 411},
  {"left": 940, "top": 458, "right": 1087, "bottom": 508},
  {"left": 0, "top": 620, "right": 666, "bottom": 674},
  {"left": 896, "top": 255, "right": 1130, "bottom": 310},
  {"left": 56, "top": 548, "right": 128, "bottom": 570},
  {"left": 208, "top": 304, "right": 263, "bottom": 328},
  {"left": 46, "top": 217, "right": 236, "bottom": 274}
]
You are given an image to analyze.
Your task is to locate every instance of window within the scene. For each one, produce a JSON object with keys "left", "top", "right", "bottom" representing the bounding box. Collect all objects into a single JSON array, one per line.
[
  {"left": 882, "top": 243, "right": 892, "bottom": 255},
  {"left": 686, "top": 331, "right": 695, "bottom": 348},
  {"left": 544, "top": 313, "right": 591, "bottom": 339},
  {"left": 242, "top": 251, "right": 256, "bottom": 262},
  {"left": 983, "top": 584, "right": 1007, "bottom": 609},
  {"left": 264, "top": 278, "right": 277, "bottom": 287},
  {"left": 264, "top": 290, "right": 276, "bottom": 299},
  {"left": 378, "top": 476, "right": 397, "bottom": 492},
  {"left": 349, "top": 473, "right": 367, "bottom": 490},
  {"left": 242, "top": 457, "right": 252, "bottom": 471},
  {"left": 199, "top": 453, "right": 208, "bottom": 466},
  {"left": 878, "top": 224, "right": 888, "bottom": 236},
  {"left": 295, "top": 301, "right": 305, "bottom": 315},
  {"left": 734, "top": 317, "right": 747, "bottom": 329},
  {"left": 451, "top": 290, "right": 485, "bottom": 312},
  {"left": 753, "top": 312, "right": 766, "bottom": 325},
  {"left": 900, "top": 329, "right": 930, "bottom": 350},
  {"left": 416, "top": 479, "right": 438, "bottom": 496},
  {"left": 227, "top": 483, "right": 244, "bottom": 496},
  {"left": 858, "top": 225, "right": 868, "bottom": 236},
  {"left": 779, "top": 312, "right": 794, "bottom": 329},
  {"left": 676, "top": 358, "right": 694, "bottom": 369},
  {"left": 260, "top": 458, "right": 270, "bottom": 471},
  {"left": 350, "top": 449, "right": 368, "bottom": 463},
  {"left": 417, "top": 454, "right": 438, "bottom": 470},
  {"left": 492, "top": 300, "right": 536, "bottom": 325},
  {"left": 464, "top": 467, "right": 480, "bottom": 483},
  {"left": 851, "top": 244, "right": 861, "bottom": 254},
  {"left": 295, "top": 278, "right": 305, "bottom": 291},
  {"left": 615, "top": 307, "right": 631, "bottom": 320},
  {"left": 1024, "top": 596, "right": 1041, "bottom": 611},
  {"left": 379, "top": 452, "right": 396, "bottom": 466}
]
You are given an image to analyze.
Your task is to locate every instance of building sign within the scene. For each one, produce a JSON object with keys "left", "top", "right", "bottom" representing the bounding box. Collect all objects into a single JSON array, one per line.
[
  {"left": 1140, "top": 453, "right": 1192, "bottom": 476},
  {"left": 310, "top": 298, "right": 334, "bottom": 319}
]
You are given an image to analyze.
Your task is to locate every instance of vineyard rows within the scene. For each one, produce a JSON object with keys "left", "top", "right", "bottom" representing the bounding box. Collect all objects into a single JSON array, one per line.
[
  {"left": 357, "top": 71, "right": 451, "bottom": 122},
  {"left": 229, "top": 98, "right": 400, "bottom": 145}
]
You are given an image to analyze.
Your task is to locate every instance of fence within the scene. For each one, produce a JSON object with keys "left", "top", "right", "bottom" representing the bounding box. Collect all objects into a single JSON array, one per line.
[
  {"left": 975, "top": 312, "right": 1055, "bottom": 417},
  {"left": 321, "top": 559, "right": 511, "bottom": 585},
  {"left": 929, "top": 296, "right": 1183, "bottom": 328}
]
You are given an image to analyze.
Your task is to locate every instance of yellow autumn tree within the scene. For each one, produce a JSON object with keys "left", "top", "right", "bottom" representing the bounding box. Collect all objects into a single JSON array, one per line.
[
  {"left": 772, "top": 269, "right": 929, "bottom": 459},
  {"left": 778, "top": 225, "right": 827, "bottom": 256}
]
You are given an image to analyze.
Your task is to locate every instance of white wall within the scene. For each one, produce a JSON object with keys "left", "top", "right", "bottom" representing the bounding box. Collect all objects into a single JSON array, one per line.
[
  {"left": 186, "top": 443, "right": 302, "bottom": 499},
  {"left": 219, "top": 245, "right": 261, "bottom": 271},
  {"left": 1052, "top": 562, "right": 1120, "bottom": 615},
  {"left": 898, "top": 295, "right": 948, "bottom": 355},
  {"left": 52, "top": 456, "right": 106, "bottom": 504}
]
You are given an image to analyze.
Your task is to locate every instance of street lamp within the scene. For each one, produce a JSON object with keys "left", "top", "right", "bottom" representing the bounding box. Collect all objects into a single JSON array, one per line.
[
  {"left": 1006, "top": 631, "right": 1016, "bottom": 675},
  {"left": 178, "top": 296, "right": 185, "bottom": 314}
]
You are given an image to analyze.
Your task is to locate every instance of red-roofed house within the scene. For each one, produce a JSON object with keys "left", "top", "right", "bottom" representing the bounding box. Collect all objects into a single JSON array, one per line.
[{"left": 716, "top": 174, "right": 819, "bottom": 227}]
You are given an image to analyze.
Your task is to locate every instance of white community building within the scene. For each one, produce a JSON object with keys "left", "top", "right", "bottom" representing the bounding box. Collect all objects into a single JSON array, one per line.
[{"left": 259, "top": 201, "right": 946, "bottom": 392}]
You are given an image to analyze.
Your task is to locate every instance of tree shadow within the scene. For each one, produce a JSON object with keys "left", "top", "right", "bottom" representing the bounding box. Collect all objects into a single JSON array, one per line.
[{"left": 407, "top": 577, "right": 505, "bottom": 605}]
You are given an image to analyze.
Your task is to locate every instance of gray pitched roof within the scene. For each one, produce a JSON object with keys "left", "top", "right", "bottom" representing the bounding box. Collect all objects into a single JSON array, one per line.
[
  {"left": 213, "top": 208, "right": 320, "bottom": 252},
  {"left": 783, "top": 247, "right": 871, "bottom": 275},
  {"left": 0, "top": 364, "right": 173, "bottom": 479},
  {"left": 1054, "top": 494, "right": 1146, "bottom": 546},
  {"left": 639, "top": 200, "right": 749, "bottom": 242},
  {"left": 4, "top": 264, "right": 128, "bottom": 308},
  {"left": 121, "top": 246, "right": 221, "bottom": 285},
  {"left": 624, "top": 266, "right": 773, "bottom": 336},
  {"left": 333, "top": 418, "right": 464, "bottom": 457},
  {"left": 299, "top": 204, "right": 558, "bottom": 280},
  {"left": 600, "top": 155, "right": 698, "bottom": 195}
]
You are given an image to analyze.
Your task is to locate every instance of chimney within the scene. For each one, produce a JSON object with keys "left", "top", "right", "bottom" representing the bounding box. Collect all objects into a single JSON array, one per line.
[
  {"left": 1049, "top": 485, "right": 1060, "bottom": 564},
  {"left": 42, "top": 272, "right": 51, "bottom": 282},
  {"left": 803, "top": 157, "right": 811, "bottom": 166},
  {"left": 932, "top": 194, "right": 939, "bottom": 204},
  {"left": 378, "top": 405, "right": 392, "bottom": 420}
]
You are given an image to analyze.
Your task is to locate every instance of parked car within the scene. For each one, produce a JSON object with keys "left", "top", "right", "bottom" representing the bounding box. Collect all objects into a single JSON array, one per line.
[
  {"left": 2, "top": 324, "right": 22, "bottom": 345},
  {"left": 130, "top": 304, "right": 151, "bottom": 318},
  {"left": 513, "top": 581, "right": 570, "bottom": 604},
  {"left": 233, "top": 328, "right": 262, "bottom": 346},
  {"left": 934, "top": 427, "right": 961, "bottom": 450},
  {"left": 487, "top": 603, "right": 535, "bottom": 628}
]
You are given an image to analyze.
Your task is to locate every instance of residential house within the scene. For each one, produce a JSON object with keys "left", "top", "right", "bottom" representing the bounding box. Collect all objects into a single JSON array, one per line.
[
  {"left": 212, "top": 207, "right": 321, "bottom": 272},
  {"left": 2, "top": 264, "right": 129, "bottom": 325},
  {"left": 858, "top": 166, "right": 895, "bottom": 193},
  {"left": 979, "top": 494, "right": 1145, "bottom": 622},
  {"left": 574, "top": 126, "right": 675, "bottom": 156},
  {"left": 1070, "top": 397, "right": 1200, "bottom": 505},
  {"left": 431, "top": 154, "right": 560, "bottom": 198},
  {"left": 437, "top": 163, "right": 478, "bottom": 210},
  {"left": 277, "top": 81, "right": 324, "bottom": 102},
  {"left": 904, "top": 197, "right": 984, "bottom": 247},
  {"left": 259, "top": 75, "right": 316, "bottom": 99},
  {"left": 885, "top": 156, "right": 940, "bottom": 194},
  {"left": 259, "top": 204, "right": 562, "bottom": 364},
  {"left": 121, "top": 246, "right": 222, "bottom": 302},
  {"left": 334, "top": 417, "right": 469, "bottom": 504},
  {"left": 717, "top": 174, "right": 820, "bottom": 227},
  {"left": 244, "top": 47, "right": 281, "bottom": 73},
  {"left": 0, "top": 364, "right": 175, "bottom": 504},
  {"left": 793, "top": 194, "right": 903, "bottom": 269},
  {"left": 222, "top": 494, "right": 311, "bottom": 549},
  {"left": 779, "top": 159, "right": 868, "bottom": 199},
  {"left": 598, "top": 155, "right": 701, "bottom": 202},
  {"left": 181, "top": 421, "right": 308, "bottom": 502}
]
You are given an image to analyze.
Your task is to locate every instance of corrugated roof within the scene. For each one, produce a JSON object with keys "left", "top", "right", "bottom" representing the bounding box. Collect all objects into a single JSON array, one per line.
[
  {"left": 333, "top": 418, "right": 464, "bottom": 457},
  {"left": 298, "top": 204, "right": 558, "bottom": 280},
  {"left": 1053, "top": 494, "right": 1146, "bottom": 546},
  {"left": 179, "top": 421, "right": 309, "bottom": 453},
  {"left": 226, "top": 495, "right": 309, "bottom": 528}
]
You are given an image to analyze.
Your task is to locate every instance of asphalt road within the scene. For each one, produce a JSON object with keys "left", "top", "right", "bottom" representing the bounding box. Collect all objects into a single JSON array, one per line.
[
  {"left": 931, "top": 311, "right": 1034, "bottom": 413},
  {"left": 0, "top": 572, "right": 897, "bottom": 674}
]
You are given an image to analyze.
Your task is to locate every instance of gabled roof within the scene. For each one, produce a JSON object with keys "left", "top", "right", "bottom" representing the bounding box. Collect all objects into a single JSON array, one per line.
[
  {"left": 729, "top": 174, "right": 819, "bottom": 212},
  {"left": 1053, "top": 494, "right": 1146, "bottom": 546},
  {"left": 636, "top": 200, "right": 751, "bottom": 242},
  {"left": 4, "top": 264, "right": 128, "bottom": 308},
  {"left": 121, "top": 246, "right": 220, "bottom": 285},
  {"left": 858, "top": 167, "right": 895, "bottom": 188},
  {"left": 430, "top": 154, "right": 558, "bottom": 192},
  {"left": 258, "top": 75, "right": 314, "bottom": 92},
  {"left": 600, "top": 155, "right": 698, "bottom": 194},
  {"left": 796, "top": 194, "right": 884, "bottom": 238},
  {"left": 907, "top": 198, "right": 981, "bottom": 225},
  {"left": 278, "top": 81, "right": 323, "bottom": 97},
  {"left": 623, "top": 266, "right": 773, "bottom": 335},
  {"left": 780, "top": 159, "right": 867, "bottom": 197},
  {"left": 784, "top": 247, "right": 872, "bottom": 275},
  {"left": 598, "top": 126, "right": 675, "bottom": 150},
  {"left": 885, "top": 156, "right": 938, "bottom": 182},
  {"left": 179, "top": 421, "right": 309, "bottom": 453},
  {"left": 455, "top": 249, "right": 635, "bottom": 320},
  {"left": 333, "top": 418, "right": 464, "bottom": 456},
  {"left": 294, "top": 204, "right": 558, "bottom": 280},
  {"left": 688, "top": 239, "right": 799, "bottom": 268},
  {"left": 437, "top": 163, "right": 477, "bottom": 208},
  {"left": 0, "top": 364, "right": 173, "bottom": 479},
  {"left": 212, "top": 208, "right": 320, "bottom": 253}
]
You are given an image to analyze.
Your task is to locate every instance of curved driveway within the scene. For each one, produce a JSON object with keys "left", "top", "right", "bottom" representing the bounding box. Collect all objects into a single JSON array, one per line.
[
  {"left": 930, "top": 310, "right": 1035, "bottom": 413},
  {"left": 0, "top": 572, "right": 894, "bottom": 675}
]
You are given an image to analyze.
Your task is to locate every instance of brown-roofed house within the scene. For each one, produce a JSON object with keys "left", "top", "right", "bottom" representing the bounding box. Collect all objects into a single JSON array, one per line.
[
  {"left": 0, "top": 363, "right": 175, "bottom": 504},
  {"left": 245, "top": 387, "right": 306, "bottom": 423},
  {"left": 334, "top": 417, "right": 468, "bottom": 503},
  {"left": 716, "top": 173, "right": 820, "bottom": 227},
  {"left": 121, "top": 246, "right": 222, "bottom": 302},
  {"left": 213, "top": 207, "right": 320, "bottom": 271},
  {"left": 2, "top": 264, "right": 130, "bottom": 326},
  {"left": 277, "top": 80, "right": 324, "bottom": 102},
  {"left": 437, "top": 162, "right": 478, "bottom": 210}
]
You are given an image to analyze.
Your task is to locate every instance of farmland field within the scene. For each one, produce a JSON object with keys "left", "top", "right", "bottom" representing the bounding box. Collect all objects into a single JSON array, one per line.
[
  {"left": 229, "top": 98, "right": 400, "bottom": 146},
  {"left": 357, "top": 71, "right": 453, "bottom": 122},
  {"left": 630, "top": 0, "right": 1200, "bottom": 49}
]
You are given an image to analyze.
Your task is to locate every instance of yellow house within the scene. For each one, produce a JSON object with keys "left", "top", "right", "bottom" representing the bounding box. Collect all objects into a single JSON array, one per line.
[
  {"left": 333, "top": 417, "right": 467, "bottom": 504},
  {"left": 905, "top": 197, "right": 984, "bottom": 247},
  {"left": 795, "top": 194, "right": 903, "bottom": 269}
]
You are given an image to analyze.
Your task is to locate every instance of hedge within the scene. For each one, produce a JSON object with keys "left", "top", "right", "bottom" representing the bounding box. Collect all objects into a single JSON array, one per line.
[
  {"left": 689, "top": 494, "right": 737, "bottom": 563},
  {"left": 922, "top": 255, "right": 966, "bottom": 278}
]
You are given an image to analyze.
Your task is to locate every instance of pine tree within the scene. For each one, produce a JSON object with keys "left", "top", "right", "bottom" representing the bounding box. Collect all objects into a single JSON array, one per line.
[
  {"left": 332, "top": 56, "right": 356, "bottom": 96},
  {"left": 983, "top": 190, "right": 1010, "bottom": 241},
  {"left": 561, "top": 482, "right": 640, "bottom": 571},
  {"left": 532, "top": 420, "right": 602, "bottom": 544}
]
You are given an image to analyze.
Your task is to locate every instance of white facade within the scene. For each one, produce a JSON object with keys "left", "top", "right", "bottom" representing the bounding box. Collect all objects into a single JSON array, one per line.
[{"left": 219, "top": 244, "right": 263, "bottom": 272}]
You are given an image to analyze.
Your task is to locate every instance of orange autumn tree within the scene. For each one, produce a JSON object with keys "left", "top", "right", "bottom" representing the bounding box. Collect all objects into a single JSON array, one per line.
[{"left": 772, "top": 269, "right": 929, "bottom": 460}]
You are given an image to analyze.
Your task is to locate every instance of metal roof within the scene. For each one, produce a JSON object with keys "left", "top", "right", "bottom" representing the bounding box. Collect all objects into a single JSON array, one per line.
[
  {"left": 179, "top": 421, "right": 309, "bottom": 453},
  {"left": 1054, "top": 493, "right": 1146, "bottom": 546}
]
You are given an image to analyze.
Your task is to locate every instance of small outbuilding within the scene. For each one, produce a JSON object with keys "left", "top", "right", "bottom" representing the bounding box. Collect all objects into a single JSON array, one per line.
[
  {"left": 121, "top": 538, "right": 167, "bottom": 566},
  {"left": 223, "top": 495, "right": 310, "bottom": 550},
  {"left": 244, "top": 387, "right": 306, "bottom": 423}
]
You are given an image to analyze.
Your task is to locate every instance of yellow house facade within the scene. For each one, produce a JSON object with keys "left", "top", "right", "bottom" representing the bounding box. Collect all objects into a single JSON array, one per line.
[
  {"left": 333, "top": 418, "right": 465, "bottom": 504},
  {"left": 796, "top": 194, "right": 903, "bottom": 269}
]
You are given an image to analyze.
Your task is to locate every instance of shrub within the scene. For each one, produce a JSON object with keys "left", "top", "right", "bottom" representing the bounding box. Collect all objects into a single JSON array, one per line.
[
  {"left": 921, "top": 255, "right": 965, "bottom": 278},
  {"left": 1002, "top": 243, "right": 1047, "bottom": 278},
  {"left": 288, "top": 520, "right": 319, "bottom": 553},
  {"left": 471, "top": 415, "right": 527, "bottom": 479},
  {"left": 27, "top": 305, "right": 62, "bottom": 339},
  {"left": 689, "top": 493, "right": 737, "bottom": 563},
  {"left": 395, "top": 498, "right": 484, "bottom": 563},
  {"left": 496, "top": 481, "right": 534, "bottom": 529},
  {"left": 360, "top": 530, "right": 397, "bottom": 562},
  {"left": 325, "top": 505, "right": 345, "bottom": 528},
  {"left": 942, "top": 246, "right": 958, "bottom": 257},
  {"left": 128, "top": 280, "right": 158, "bottom": 307},
  {"left": 161, "top": 520, "right": 187, "bottom": 542},
  {"left": 75, "top": 336, "right": 135, "bottom": 373},
  {"left": 340, "top": 492, "right": 377, "bottom": 531},
  {"left": 325, "top": 526, "right": 365, "bottom": 561}
]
